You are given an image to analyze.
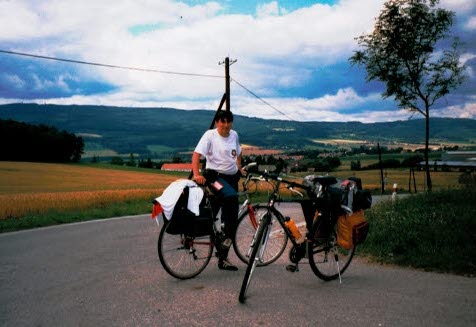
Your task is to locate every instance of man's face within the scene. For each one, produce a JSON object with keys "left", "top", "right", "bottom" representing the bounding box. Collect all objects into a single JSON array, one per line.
[{"left": 215, "top": 118, "right": 232, "bottom": 137}]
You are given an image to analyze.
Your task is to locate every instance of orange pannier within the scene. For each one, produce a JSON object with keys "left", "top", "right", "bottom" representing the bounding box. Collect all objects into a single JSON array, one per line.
[{"left": 337, "top": 210, "right": 369, "bottom": 249}]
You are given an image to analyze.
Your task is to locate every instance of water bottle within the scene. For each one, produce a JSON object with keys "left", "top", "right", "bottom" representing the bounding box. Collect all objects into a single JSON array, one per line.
[{"left": 284, "top": 217, "right": 305, "bottom": 244}]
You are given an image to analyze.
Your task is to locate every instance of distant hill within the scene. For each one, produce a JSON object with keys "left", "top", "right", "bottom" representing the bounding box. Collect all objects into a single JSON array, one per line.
[{"left": 1, "top": 103, "right": 475, "bottom": 158}]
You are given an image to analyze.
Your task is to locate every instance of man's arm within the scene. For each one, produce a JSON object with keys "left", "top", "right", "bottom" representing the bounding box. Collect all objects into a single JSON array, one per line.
[
  {"left": 237, "top": 153, "right": 246, "bottom": 176},
  {"left": 192, "top": 151, "right": 206, "bottom": 185}
]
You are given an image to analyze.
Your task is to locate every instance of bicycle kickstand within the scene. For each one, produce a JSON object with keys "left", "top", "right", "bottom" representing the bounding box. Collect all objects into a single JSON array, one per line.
[
  {"left": 334, "top": 253, "right": 342, "bottom": 284},
  {"left": 286, "top": 263, "right": 299, "bottom": 273}
]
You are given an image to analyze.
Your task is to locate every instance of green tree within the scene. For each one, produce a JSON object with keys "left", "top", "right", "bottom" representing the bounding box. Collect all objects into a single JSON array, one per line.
[
  {"left": 110, "top": 157, "right": 124, "bottom": 166},
  {"left": 351, "top": 160, "right": 361, "bottom": 171},
  {"left": 349, "top": 0, "right": 466, "bottom": 191},
  {"left": 172, "top": 155, "right": 183, "bottom": 163},
  {"left": 126, "top": 153, "right": 136, "bottom": 167}
]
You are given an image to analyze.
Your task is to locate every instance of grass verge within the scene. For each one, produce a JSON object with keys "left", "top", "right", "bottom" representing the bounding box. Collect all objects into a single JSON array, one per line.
[
  {"left": 360, "top": 188, "right": 476, "bottom": 276},
  {"left": 0, "top": 199, "right": 152, "bottom": 233}
]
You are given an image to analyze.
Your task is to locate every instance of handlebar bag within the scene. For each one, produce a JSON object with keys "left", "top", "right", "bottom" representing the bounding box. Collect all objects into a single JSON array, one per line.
[{"left": 337, "top": 210, "right": 369, "bottom": 249}]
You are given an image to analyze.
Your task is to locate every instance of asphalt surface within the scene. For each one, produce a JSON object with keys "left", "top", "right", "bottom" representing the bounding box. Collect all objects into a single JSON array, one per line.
[{"left": 1, "top": 200, "right": 475, "bottom": 327}]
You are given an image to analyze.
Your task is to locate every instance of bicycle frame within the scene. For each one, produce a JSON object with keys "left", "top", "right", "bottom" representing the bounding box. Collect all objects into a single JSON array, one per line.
[
  {"left": 245, "top": 175, "right": 306, "bottom": 264},
  {"left": 237, "top": 167, "right": 267, "bottom": 228},
  {"left": 239, "top": 173, "right": 359, "bottom": 302}
]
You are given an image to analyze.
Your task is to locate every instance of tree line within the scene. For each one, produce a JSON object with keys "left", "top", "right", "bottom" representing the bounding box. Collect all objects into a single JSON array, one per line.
[{"left": 0, "top": 119, "right": 84, "bottom": 163}]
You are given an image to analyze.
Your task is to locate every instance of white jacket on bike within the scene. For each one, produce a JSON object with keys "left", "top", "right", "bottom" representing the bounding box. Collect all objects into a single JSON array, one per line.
[{"left": 154, "top": 179, "right": 204, "bottom": 220}]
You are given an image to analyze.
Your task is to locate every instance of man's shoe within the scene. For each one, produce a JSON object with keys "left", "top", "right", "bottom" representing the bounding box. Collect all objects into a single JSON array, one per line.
[{"left": 218, "top": 259, "right": 238, "bottom": 271}]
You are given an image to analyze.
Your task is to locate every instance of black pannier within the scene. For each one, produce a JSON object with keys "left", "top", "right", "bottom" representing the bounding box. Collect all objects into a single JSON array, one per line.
[
  {"left": 352, "top": 189, "right": 372, "bottom": 210},
  {"left": 165, "top": 187, "right": 213, "bottom": 237},
  {"left": 342, "top": 177, "right": 372, "bottom": 211},
  {"left": 302, "top": 174, "right": 372, "bottom": 213}
]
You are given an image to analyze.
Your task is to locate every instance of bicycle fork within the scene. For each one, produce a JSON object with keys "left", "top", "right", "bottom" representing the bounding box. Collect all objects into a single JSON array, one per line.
[{"left": 247, "top": 215, "right": 271, "bottom": 263}]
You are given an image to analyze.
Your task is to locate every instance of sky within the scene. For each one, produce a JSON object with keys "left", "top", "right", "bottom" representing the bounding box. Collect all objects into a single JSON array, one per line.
[{"left": 0, "top": 0, "right": 475, "bottom": 122}]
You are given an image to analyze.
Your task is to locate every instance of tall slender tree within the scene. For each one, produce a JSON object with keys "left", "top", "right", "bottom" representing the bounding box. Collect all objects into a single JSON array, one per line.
[{"left": 349, "top": 0, "right": 466, "bottom": 191}]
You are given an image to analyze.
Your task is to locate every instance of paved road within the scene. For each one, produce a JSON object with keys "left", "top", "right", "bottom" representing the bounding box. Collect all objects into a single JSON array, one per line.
[{"left": 1, "top": 204, "right": 474, "bottom": 326}]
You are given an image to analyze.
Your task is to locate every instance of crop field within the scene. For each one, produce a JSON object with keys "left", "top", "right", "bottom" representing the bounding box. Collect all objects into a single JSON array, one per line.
[
  {"left": 330, "top": 169, "right": 463, "bottom": 193},
  {"left": 0, "top": 160, "right": 467, "bottom": 221},
  {"left": 0, "top": 161, "right": 178, "bottom": 219}
]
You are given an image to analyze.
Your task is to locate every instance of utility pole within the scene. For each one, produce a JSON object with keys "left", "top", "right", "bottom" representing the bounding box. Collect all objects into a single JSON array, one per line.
[
  {"left": 190, "top": 57, "right": 236, "bottom": 180},
  {"left": 378, "top": 142, "right": 385, "bottom": 194},
  {"left": 219, "top": 57, "right": 236, "bottom": 112}
]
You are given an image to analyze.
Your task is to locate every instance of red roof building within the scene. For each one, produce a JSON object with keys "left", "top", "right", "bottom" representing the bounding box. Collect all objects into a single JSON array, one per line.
[{"left": 161, "top": 163, "right": 193, "bottom": 172}]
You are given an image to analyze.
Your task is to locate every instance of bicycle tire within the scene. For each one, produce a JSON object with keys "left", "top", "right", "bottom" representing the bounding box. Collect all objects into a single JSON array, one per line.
[
  {"left": 238, "top": 211, "right": 271, "bottom": 303},
  {"left": 158, "top": 220, "right": 213, "bottom": 279},
  {"left": 308, "top": 215, "right": 356, "bottom": 281},
  {"left": 233, "top": 205, "right": 288, "bottom": 266}
]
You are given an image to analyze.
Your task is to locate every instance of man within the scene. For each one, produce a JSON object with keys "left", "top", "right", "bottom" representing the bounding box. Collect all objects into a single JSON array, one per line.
[{"left": 192, "top": 110, "right": 244, "bottom": 271}]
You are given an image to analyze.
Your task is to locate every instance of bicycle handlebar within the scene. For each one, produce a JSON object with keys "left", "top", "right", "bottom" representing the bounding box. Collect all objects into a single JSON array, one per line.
[
  {"left": 241, "top": 163, "right": 311, "bottom": 197},
  {"left": 242, "top": 162, "right": 257, "bottom": 172},
  {"left": 258, "top": 171, "right": 310, "bottom": 193}
]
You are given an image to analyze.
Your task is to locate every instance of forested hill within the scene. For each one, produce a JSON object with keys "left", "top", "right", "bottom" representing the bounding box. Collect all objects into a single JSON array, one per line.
[{"left": 1, "top": 103, "right": 475, "bottom": 157}]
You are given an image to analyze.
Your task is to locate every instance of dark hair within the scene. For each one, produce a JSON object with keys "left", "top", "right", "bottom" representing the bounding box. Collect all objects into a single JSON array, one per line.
[{"left": 215, "top": 110, "right": 233, "bottom": 122}]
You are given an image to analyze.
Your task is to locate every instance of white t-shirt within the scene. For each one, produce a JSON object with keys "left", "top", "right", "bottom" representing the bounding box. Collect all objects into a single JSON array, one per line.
[{"left": 194, "top": 129, "right": 241, "bottom": 175}]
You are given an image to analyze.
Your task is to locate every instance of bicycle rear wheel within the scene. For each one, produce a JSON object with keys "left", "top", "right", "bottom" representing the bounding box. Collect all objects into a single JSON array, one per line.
[
  {"left": 308, "top": 216, "right": 356, "bottom": 281},
  {"left": 234, "top": 205, "right": 288, "bottom": 266},
  {"left": 158, "top": 220, "right": 213, "bottom": 279},
  {"left": 238, "top": 211, "right": 271, "bottom": 303}
]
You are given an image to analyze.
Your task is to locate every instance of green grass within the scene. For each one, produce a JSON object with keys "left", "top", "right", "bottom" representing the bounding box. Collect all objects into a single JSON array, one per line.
[
  {"left": 360, "top": 188, "right": 476, "bottom": 276},
  {"left": 0, "top": 199, "right": 152, "bottom": 233}
]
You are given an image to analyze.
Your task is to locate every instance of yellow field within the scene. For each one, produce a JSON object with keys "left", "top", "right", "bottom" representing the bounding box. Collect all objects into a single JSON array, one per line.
[
  {"left": 329, "top": 169, "right": 463, "bottom": 192},
  {"left": 0, "top": 161, "right": 465, "bottom": 220},
  {"left": 0, "top": 162, "right": 178, "bottom": 219}
]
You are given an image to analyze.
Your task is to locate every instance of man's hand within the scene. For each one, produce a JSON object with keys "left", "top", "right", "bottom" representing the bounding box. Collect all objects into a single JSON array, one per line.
[{"left": 193, "top": 175, "right": 206, "bottom": 185}]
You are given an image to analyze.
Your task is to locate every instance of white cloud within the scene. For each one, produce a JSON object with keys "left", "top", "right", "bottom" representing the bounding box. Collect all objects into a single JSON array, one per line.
[
  {"left": 257, "top": 1, "right": 280, "bottom": 18},
  {"left": 3, "top": 92, "right": 474, "bottom": 123},
  {"left": 0, "top": 0, "right": 474, "bottom": 123},
  {"left": 466, "top": 16, "right": 476, "bottom": 30},
  {"left": 0, "top": 1, "right": 40, "bottom": 40},
  {"left": 433, "top": 101, "right": 476, "bottom": 119},
  {"left": 2, "top": 74, "right": 26, "bottom": 89},
  {"left": 441, "top": 0, "right": 476, "bottom": 13},
  {"left": 31, "top": 74, "right": 54, "bottom": 91}
]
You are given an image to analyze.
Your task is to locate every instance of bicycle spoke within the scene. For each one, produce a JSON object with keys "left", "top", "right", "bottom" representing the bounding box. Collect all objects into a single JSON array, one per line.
[
  {"left": 234, "top": 205, "right": 288, "bottom": 266},
  {"left": 308, "top": 222, "right": 355, "bottom": 281},
  {"left": 158, "top": 225, "right": 213, "bottom": 279}
]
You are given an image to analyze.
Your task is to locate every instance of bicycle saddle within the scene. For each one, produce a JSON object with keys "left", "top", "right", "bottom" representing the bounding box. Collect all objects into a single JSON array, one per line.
[{"left": 313, "top": 176, "right": 338, "bottom": 187}]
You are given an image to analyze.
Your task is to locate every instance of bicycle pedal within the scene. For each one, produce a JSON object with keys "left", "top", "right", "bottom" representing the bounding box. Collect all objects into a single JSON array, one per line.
[{"left": 286, "top": 264, "right": 299, "bottom": 273}]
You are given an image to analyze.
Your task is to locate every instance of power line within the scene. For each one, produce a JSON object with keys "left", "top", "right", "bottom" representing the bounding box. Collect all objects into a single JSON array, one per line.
[
  {"left": 1, "top": 49, "right": 296, "bottom": 121},
  {"left": 231, "top": 78, "right": 296, "bottom": 121},
  {"left": 0, "top": 49, "right": 223, "bottom": 79}
]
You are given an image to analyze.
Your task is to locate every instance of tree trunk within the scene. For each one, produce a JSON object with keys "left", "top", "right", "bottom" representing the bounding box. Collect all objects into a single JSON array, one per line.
[{"left": 424, "top": 104, "right": 433, "bottom": 192}]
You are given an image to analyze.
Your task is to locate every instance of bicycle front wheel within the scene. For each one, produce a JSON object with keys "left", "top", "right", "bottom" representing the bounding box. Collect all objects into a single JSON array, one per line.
[
  {"left": 238, "top": 211, "right": 272, "bottom": 303},
  {"left": 234, "top": 205, "right": 288, "bottom": 266},
  {"left": 308, "top": 216, "right": 356, "bottom": 281},
  {"left": 158, "top": 220, "right": 213, "bottom": 279}
]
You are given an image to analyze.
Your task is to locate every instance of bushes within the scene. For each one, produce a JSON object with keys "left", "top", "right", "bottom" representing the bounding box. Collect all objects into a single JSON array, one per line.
[
  {"left": 0, "top": 119, "right": 84, "bottom": 162},
  {"left": 360, "top": 188, "right": 476, "bottom": 275}
]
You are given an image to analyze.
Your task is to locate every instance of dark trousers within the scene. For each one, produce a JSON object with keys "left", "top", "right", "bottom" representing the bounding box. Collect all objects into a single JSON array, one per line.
[{"left": 205, "top": 170, "right": 240, "bottom": 239}]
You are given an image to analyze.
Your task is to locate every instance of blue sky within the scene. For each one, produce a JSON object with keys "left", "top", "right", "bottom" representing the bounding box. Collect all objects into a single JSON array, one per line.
[{"left": 0, "top": 0, "right": 475, "bottom": 122}]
